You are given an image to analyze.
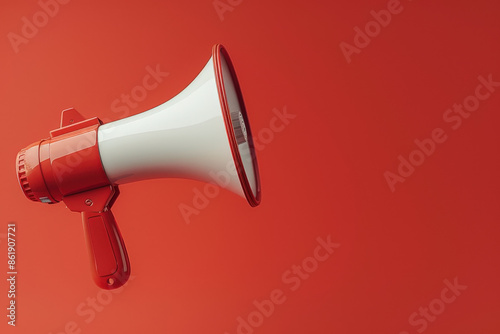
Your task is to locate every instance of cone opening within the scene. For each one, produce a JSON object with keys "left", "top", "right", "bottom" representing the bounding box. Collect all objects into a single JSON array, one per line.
[{"left": 212, "top": 44, "right": 261, "bottom": 206}]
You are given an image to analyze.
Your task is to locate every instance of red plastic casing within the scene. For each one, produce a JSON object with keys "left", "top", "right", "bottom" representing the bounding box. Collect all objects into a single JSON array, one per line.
[{"left": 16, "top": 108, "right": 130, "bottom": 289}]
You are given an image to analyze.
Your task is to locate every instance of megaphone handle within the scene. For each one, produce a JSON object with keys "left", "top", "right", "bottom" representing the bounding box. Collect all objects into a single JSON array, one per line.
[{"left": 82, "top": 210, "right": 130, "bottom": 289}]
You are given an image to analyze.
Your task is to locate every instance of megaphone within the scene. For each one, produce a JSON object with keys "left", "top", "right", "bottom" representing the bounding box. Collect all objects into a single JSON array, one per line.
[{"left": 15, "top": 44, "right": 261, "bottom": 289}]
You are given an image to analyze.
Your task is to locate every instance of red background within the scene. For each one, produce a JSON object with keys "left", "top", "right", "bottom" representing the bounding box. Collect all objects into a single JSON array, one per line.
[{"left": 1, "top": 0, "right": 500, "bottom": 333}]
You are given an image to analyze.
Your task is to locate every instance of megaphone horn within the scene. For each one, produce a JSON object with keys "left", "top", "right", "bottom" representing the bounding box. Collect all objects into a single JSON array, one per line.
[{"left": 15, "top": 44, "right": 261, "bottom": 289}]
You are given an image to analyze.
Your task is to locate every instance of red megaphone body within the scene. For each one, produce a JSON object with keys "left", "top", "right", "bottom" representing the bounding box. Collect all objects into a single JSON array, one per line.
[
  {"left": 15, "top": 44, "right": 261, "bottom": 290},
  {"left": 17, "top": 108, "right": 130, "bottom": 289}
]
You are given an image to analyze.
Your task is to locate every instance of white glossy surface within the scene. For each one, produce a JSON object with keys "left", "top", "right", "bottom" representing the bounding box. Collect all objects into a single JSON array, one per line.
[{"left": 97, "top": 55, "right": 249, "bottom": 198}]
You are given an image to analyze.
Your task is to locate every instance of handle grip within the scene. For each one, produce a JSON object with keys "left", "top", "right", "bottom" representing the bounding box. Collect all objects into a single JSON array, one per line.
[{"left": 82, "top": 210, "right": 130, "bottom": 289}]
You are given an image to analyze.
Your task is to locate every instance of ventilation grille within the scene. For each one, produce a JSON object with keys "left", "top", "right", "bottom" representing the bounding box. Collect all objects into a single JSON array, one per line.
[{"left": 17, "top": 151, "right": 38, "bottom": 202}]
